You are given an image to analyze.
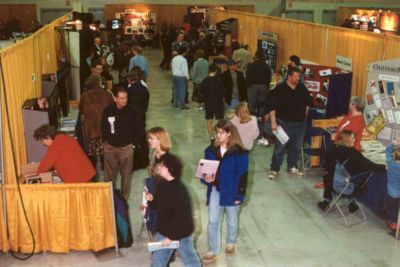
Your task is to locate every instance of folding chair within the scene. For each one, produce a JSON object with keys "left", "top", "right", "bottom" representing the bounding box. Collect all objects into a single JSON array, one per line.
[{"left": 324, "top": 160, "right": 374, "bottom": 226}]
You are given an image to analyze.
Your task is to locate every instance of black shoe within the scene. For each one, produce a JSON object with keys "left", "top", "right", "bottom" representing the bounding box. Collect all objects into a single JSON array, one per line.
[
  {"left": 349, "top": 202, "right": 359, "bottom": 213},
  {"left": 317, "top": 200, "right": 330, "bottom": 211}
]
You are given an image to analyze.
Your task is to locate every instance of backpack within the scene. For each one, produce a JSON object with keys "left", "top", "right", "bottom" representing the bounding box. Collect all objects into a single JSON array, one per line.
[{"left": 113, "top": 190, "right": 134, "bottom": 248}]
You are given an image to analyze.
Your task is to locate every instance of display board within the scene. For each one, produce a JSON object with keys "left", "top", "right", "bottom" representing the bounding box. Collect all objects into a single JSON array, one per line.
[
  {"left": 257, "top": 32, "right": 278, "bottom": 73},
  {"left": 216, "top": 18, "right": 238, "bottom": 56},
  {"left": 302, "top": 64, "right": 343, "bottom": 109},
  {"left": 364, "top": 58, "right": 400, "bottom": 145}
]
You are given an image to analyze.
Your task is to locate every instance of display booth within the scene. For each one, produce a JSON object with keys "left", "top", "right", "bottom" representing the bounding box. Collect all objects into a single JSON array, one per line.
[
  {"left": 0, "top": 13, "right": 117, "bottom": 255},
  {"left": 216, "top": 18, "right": 238, "bottom": 56},
  {"left": 364, "top": 58, "right": 400, "bottom": 146}
]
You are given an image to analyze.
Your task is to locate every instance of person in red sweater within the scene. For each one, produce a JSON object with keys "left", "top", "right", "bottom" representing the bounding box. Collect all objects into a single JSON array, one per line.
[
  {"left": 332, "top": 96, "right": 365, "bottom": 151},
  {"left": 34, "top": 124, "right": 95, "bottom": 183}
]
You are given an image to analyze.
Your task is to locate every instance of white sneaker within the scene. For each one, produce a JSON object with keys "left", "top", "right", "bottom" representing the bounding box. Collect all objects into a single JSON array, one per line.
[
  {"left": 268, "top": 171, "right": 278, "bottom": 180},
  {"left": 288, "top": 167, "right": 304, "bottom": 176},
  {"left": 257, "top": 137, "right": 269, "bottom": 146}
]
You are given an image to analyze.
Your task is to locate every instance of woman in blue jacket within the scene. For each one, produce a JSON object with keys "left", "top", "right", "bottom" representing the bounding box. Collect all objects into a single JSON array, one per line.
[{"left": 201, "top": 119, "right": 249, "bottom": 263}]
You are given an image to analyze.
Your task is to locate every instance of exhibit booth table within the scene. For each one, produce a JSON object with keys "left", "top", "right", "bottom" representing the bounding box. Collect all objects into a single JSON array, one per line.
[{"left": 0, "top": 183, "right": 116, "bottom": 253}]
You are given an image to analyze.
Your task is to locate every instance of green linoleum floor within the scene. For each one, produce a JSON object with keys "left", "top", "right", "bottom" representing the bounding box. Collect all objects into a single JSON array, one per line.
[{"left": 3, "top": 48, "right": 400, "bottom": 267}]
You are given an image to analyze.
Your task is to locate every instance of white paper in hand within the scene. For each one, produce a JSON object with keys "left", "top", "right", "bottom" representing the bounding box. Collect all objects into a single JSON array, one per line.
[
  {"left": 273, "top": 125, "right": 289, "bottom": 145},
  {"left": 148, "top": 241, "right": 180, "bottom": 252},
  {"left": 195, "top": 159, "right": 220, "bottom": 179}
]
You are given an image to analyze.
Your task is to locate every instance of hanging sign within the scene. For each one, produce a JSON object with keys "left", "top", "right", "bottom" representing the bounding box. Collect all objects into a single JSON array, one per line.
[{"left": 336, "top": 55, "right": 352, "bottom": 72}]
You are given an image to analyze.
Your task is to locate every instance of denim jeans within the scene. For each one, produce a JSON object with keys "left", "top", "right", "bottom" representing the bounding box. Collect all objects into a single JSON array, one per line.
[
  {"left": 151, "top": 232, "right": 201, "bottom": 267},
  {"left": 247, "top": 84, "right": 267, "bottom": 116},
  {"left": 173, "top": 76, "right": 188, "bottom": 108},
  {"left": 270, "top": 119, "right": 306, "bottom": 172},
  {"left": 226, "top": 98, "right": 239, "bottom": 111},
  {"left": 208, "top": 186, "right": 239, "bottom": 254}
]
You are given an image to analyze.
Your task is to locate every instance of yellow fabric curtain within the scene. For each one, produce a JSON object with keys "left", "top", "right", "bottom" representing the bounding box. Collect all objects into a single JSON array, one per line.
[
  {"left": 33, "top": 27, "right": 57, "bottom": 75},
  {"left": 0, "top": 38, "right": 38, "bottom": 185},
  {"left": 0, "top": 183, "right": 116, "bottom": 253}
]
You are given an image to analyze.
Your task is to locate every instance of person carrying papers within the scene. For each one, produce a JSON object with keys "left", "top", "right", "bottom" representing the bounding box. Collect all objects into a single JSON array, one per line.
[{"left": 145, "top": 153, "right": 201, "bottom": 267}]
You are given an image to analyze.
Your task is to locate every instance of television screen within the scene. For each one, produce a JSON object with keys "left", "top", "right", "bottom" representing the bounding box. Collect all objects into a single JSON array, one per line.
[{"left": 112, "top": 20, "right": 120, "bottom": 29}]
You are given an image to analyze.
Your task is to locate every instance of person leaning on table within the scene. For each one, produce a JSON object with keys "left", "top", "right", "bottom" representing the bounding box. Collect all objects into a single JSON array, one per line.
[{"left": 34, "top": 124, "right": 95, "bottom": 183}]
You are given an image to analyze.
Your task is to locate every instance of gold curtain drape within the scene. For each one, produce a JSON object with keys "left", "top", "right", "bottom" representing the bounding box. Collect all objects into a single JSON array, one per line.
[
  {"left": 0, "top": 12, "right": 70, "bottom": 185},
  {"left": 0, "top": 38, "right": 38, "bottom": 185},
  {"left": 0, "top": 183, "right": 116, "bottom": 253}
]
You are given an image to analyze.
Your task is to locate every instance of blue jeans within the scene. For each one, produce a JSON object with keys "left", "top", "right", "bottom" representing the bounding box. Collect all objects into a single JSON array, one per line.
[
  {"left": 271, "top": 119, "right": 306, "bottom": 172},
  {"left": 151, "top": 232, "right": 201, "bottom": 267},
  {"left": 173, "top": 76, "right": 187, "bottom": 108},
  {"left": 208, "top": 186, "right": 239, "bottom": 254},
  {"left": 226, "top": 98, "right": 239, "bottom": 110}
]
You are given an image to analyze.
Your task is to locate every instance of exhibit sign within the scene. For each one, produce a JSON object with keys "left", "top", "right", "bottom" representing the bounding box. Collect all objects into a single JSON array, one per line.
[
  {"left": 364, "top": 58, "right": 400, "bottom": 145},
  {"left": 257, "top": 31, "right": 278, "bottom": 72},
  {"left": 336, "top": 55, "right": 352, "bottom": 72}
]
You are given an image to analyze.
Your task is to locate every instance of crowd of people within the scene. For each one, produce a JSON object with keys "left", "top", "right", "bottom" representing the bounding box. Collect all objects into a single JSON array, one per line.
[{"left": 31, "top": 18, "right": 400, "bottom": 266}]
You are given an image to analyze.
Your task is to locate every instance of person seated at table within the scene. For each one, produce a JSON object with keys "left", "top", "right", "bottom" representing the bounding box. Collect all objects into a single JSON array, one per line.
[
  {"left": 331, "top": 96, "right": 365, "bottom": 151},
  {"left": 34, "top": 124, "right": 95, "bottom": 183},
  {"left": 385, "top": 139, "right": 400, "bottom": 231},
  {"left": 318, "top": 130, "right": 386, "bottom": 211}
]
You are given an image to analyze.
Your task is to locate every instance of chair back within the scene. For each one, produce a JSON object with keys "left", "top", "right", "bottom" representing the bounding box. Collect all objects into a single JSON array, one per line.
[{"left": 333, "top": 159, "right": 355, "bottom": 196}]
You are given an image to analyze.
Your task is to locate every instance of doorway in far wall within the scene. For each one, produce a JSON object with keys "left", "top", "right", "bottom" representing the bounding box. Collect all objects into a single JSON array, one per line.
[
  {"left": 322, "top": 10, "right": 337, "bottom": 25},
  {"left": 285, "top": 10, "right": 314, "bottom": 22},
  {"left": 41, "top": 9, "right": 71, "bottom": 24},
  {"left": 88, "top": 8, "right": 105, "bottom": 23}
]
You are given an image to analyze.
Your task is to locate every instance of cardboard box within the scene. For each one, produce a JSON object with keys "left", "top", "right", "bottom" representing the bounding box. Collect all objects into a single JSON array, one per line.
[{"left": 20, "top": 162, "right": 53, "bottom": 184}]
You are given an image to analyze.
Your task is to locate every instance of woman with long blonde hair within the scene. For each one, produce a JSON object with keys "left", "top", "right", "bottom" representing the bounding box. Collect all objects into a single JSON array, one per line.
[
  {"left": 200, "top": 119, "right": 249, "bottom": 263},
  {"left": 231, "top": 102, "right": 259, "bottom": 150}
]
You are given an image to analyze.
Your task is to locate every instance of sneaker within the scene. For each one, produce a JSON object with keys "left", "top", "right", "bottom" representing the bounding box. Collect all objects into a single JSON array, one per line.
[
  {"left": 257, "top": 137, "right": 269, "bottom": 146},
  {"left": 268, "top": 171, "right": 278, "bottom": 180},
  {"left": 226, "top": 244, "right": 235, "bottom": 256},
  {"left": 317, "top": 200, "right": 330, "bottom": 211},
  {"left": 202, "top": 252, "right": 219, "bottom": 263},
  {"left": 288, "top": 167, "right": 304, "bottom": 176}
]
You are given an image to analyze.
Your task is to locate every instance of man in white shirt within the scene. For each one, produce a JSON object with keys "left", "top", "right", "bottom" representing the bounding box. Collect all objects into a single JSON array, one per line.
[{"left": 171, "top": 47, "right": 189, "bottom": 110}]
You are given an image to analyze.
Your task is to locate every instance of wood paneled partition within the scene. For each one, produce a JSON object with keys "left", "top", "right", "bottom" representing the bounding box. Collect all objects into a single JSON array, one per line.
[
  {"left": 105, "top": 4, "right": 253, "bottom": 28},
  {"left": 0, "top": 4, "right": 37, "bottom": 32},
  {"left": 209, "top": 9, "right": 400, "bottom": 98}
]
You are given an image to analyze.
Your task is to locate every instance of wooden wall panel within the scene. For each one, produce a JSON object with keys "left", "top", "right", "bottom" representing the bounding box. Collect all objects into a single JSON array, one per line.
[
  {"left": 209, "top": 9, "right": 400, "bottom": 98},
  {"left": 384, "top": 34, "right": 400, "bottom": 60},
  {"left": 0, "top": 4, "right": 37, "bottom": 32},
  {"left": 106, "top": 4, "right": 253, "bottom": 28},
  {"left": 325, "top": 28, "right": 385, "bottom": 97},
  {"left": 288, "top": 22, "right": 326, "bottom": 65}
]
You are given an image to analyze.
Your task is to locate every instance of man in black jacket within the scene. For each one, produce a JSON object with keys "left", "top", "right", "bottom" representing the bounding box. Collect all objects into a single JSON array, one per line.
[
  {"left": 101, "top": 86, "right": 145, "bottom": 200},
  {"left": 246, "top": 50, "right": 272, "bottom": 146},
  {"left": 245, "top": 49, "right": 272, "bottom": 116},
  {"left": 125, "top": 71, "right": 150, "bottom": 120},
  {"left": 222, "top": 60, "right": 246, "bottom": 110},
  {"left": 145, "top": 153, "right": 201, "bottom": 267}
]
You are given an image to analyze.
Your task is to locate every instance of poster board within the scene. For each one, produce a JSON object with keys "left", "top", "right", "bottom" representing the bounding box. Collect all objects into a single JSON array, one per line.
[
  {"left": 364, "top": 58, "right": 400, "bottom": 145},
  {"left": 257, "top": 32, "right": 278, "bottom": 73},
  {"left": 302, "top": 64, "right": 343, "bottom": 109}
]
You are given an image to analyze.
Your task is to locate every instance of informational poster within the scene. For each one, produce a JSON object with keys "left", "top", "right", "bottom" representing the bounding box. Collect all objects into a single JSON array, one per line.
[{"left": 365, "top": 58, "right": 400, "bottom": 145}]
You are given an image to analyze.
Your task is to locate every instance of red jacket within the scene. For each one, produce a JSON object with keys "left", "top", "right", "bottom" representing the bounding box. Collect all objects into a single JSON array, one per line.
[
  {"left": 335, "top": 113, "right": 365, "bottom": 151},
  {"left": 37, "top": 134, "right": 95, "bottom": 183}
]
